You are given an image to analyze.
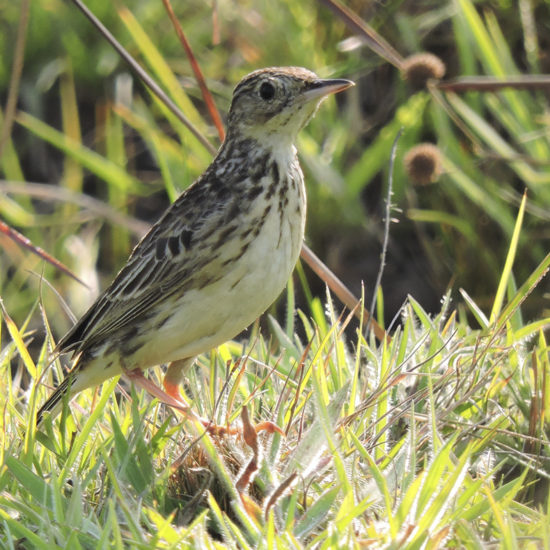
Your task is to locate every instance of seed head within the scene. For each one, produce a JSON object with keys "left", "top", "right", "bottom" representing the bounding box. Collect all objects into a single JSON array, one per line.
[
  {"left": 402, "top": 53, "right": 446, "bottom": 90},
  {"left": 404, "top": 143, "right": 443, "bottom": 185}
]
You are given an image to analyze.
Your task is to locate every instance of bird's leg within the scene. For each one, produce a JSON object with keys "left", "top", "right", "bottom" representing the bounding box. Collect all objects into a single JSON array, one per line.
[
  {"left": 126, "top": 358, "right": 235, "bottom": 435},
  {"left": 163, "top": 358, "right": 240, "bottom": 436},
  {"left": 126, "top": 366, "right": 225, "bottom": 433},
  {"left": 163, "top": 358, "right": 285, "bottom": 436},
  {"left": 125, "top": 367, "right": 192, "bottom": 415},
  {"left": 126, "top": 360, "right": 284, "bottom": 437},
  {"left": 162, "top": 358, "right": 194, "bottom": 402}
]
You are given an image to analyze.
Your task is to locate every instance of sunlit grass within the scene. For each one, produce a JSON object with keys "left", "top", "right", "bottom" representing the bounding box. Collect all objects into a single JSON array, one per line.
[{"left": 1, "top": 254, "right": 549, "bottom": 546}]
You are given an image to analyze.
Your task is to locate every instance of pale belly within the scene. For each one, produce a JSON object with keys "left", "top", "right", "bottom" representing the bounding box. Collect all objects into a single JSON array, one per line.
[{"left": 130, "top": 200, "right": 304, "bottom": 368}]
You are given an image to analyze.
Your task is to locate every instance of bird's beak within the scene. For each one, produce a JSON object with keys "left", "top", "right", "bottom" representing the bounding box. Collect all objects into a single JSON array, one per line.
[{"left": 302, "top": 78, "right": 355, "bottom": 101}]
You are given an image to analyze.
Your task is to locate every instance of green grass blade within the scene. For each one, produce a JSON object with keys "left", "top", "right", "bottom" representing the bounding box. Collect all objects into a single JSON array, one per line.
[
  {"left": 490, "top": 191, "right": 526, "bottom": 323},
  {"left": 494, "top": 252, "right": 550, "bottom": 334},
  {"left": 59, "top": 376, "right": 120, "bottom": 481},
  {"left": 16, "top": 111, "right": 142, "bottom": 193}
]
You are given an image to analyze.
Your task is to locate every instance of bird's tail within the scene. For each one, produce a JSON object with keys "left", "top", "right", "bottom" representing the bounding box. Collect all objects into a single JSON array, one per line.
[{"left": 36, "top": 375, "right": 75, "bottom": 426}]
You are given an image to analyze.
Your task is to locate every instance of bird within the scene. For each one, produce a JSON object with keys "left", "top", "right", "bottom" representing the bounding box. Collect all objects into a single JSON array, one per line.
[{"left": 36, "top": 66, "right": 354, "bottom": 428}]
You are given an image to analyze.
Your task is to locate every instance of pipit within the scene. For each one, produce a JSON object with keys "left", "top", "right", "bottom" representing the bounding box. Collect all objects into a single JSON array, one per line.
[{"left": 37, "top": 67, "right": 353, "bottom": 428}]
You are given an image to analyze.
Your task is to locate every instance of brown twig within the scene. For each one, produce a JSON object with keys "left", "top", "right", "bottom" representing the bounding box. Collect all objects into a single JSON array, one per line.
[
  {"left": 211, "top": 0, "right": 221, "bottom": 45},
  {"left": 161, "top": 0, "right": 225, "bottom": 141},
  {"left": 317, "top": 0, "right": 404, "bottom": 69},
  {"left": 301, "top": 244, "right": 389, "bottom": 343},
  {"left": 436, "top": 75, "right": 550, "bottom": 93},
  {"left": 69, "top": 0, "right": 216, "bottom": 156},
  {"left": 0, "top": 220, "right": 87, "bottom": 287},
  {"left": 264, "top": 472, "right": 298, "bottom": 520}
]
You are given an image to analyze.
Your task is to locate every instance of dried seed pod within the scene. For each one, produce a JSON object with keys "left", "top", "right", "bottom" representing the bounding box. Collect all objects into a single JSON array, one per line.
[
  {"left": 404, "top": 143, "right": 443, "bottom": 185},
  {"left": 402, "top": 53, "right": 446, "bottom": 89}
]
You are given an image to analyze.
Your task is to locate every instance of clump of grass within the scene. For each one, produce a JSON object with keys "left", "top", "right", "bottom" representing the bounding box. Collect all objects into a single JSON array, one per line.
[{"left": 1, "top": 234, "right": 549, "bottom": 546}]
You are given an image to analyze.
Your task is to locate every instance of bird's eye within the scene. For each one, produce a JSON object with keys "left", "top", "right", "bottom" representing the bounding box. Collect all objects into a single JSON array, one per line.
[{"left": 259, "top": 81, "right": 276, "bottom": 100}]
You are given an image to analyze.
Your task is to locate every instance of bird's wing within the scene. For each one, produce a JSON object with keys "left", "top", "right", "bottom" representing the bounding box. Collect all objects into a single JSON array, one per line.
[{"left": 57, "top": 172, "right": 237, "bottom": 354}]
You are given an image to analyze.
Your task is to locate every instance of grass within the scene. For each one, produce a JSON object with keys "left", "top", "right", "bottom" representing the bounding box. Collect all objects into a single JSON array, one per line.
[
  {"left": 1, "top": 0, "right": 550, "bottom": 547},
  {"left": 1, "top": 251, "right": 549, "bottom": 547}
]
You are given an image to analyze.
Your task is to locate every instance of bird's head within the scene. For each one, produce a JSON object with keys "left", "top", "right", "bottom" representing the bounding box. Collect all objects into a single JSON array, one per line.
[{"left": 226, "top": 67, "right": 354, "bottom": 144}]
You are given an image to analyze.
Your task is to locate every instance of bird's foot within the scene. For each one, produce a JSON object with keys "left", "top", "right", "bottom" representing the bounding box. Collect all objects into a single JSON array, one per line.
[
  {"left": 163, "top": 381, "right": 286, "bottom": 438},
  {"left": 125, "top": 368, "right": 284, "bottom": 438},
  {"left": 200, "top": 418, "right": 285, "bottom": 438}
]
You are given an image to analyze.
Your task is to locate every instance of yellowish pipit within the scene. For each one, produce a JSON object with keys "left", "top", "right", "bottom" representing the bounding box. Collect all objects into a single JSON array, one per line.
[{"left": 37, "top": 67, "right": 353, "bottom": 428}]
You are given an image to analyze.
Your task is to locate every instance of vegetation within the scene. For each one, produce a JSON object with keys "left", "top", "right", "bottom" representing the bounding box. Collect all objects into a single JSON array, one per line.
[{"left": 1, "top": 0, "right": 549, "bottom": 547}]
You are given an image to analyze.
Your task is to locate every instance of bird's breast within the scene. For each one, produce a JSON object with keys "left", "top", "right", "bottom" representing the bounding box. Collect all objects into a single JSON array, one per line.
[
  {"left": 123, "top": 148, "right": 307, "bottom": 367},
  {"left": 216, "top": 152, "right": 306, "bottom": 314}
]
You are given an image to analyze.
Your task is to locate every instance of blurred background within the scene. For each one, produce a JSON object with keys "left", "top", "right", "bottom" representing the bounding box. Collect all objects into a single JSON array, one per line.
[{"left": 1, "top": 0, "right": 549, "bottom": 338}]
